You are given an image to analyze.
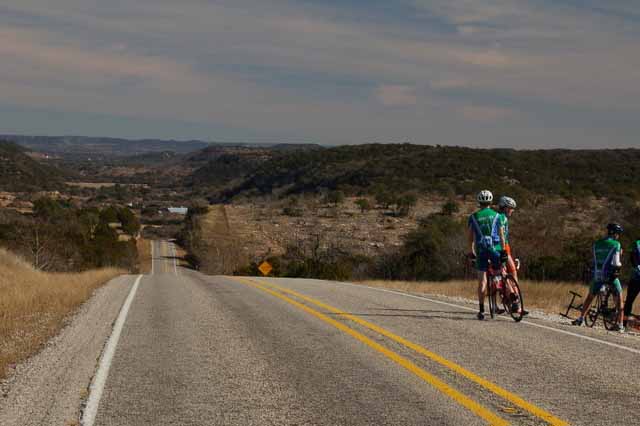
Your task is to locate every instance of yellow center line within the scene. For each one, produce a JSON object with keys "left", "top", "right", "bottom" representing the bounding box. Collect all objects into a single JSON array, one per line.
[
  {"left": 231, "top": 277, "right": 508, "bottom": 426},
  {"left": 249, "top": 278, "right": 569, "bottom": 426}
]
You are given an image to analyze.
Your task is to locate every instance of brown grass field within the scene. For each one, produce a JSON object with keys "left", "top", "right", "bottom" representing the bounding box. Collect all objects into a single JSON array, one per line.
[
  {"left": 0, "top": 248, "right": 123, "bottom": 379},
  {"left": 357, "top": 279, "right": 603, "bottom": 316}
]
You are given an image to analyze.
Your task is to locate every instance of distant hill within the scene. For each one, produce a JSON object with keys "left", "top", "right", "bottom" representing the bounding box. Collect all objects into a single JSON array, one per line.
[
  {"left": 205, "top": 144, "right": 640, "bottom": 203},
  {"left": 3, "top": 135, "right": 211, "bottom": 158},
  {"left": 185, "top": 144, "right": 324, "bottom": 192},
  {"left": 0, "top": 141, "right": 68, "bottom": 191}
]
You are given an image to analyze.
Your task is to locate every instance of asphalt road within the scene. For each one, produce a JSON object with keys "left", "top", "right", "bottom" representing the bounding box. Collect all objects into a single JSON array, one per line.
[{"left": 85, "top": 240, "right": 640, "bottom": 426}]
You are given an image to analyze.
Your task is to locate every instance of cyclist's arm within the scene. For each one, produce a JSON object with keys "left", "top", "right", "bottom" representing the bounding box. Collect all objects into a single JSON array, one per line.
[
  {"left": 612, "top": 250, "right": 622, "bottom": 269},
  {"left": 467, "top": 225, "right": 476, "bottom": 255},
  {"left": 498, "top": 225, "right": 506, "bottom": 251}
]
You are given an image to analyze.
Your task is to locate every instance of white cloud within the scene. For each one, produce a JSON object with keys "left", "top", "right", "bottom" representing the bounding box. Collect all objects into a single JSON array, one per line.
[
  {"left": 375, "top": 85, "right": 418, "bottom": 107},
  {"left": 460, "top": 105, "right": 516, "bottom": 122}
]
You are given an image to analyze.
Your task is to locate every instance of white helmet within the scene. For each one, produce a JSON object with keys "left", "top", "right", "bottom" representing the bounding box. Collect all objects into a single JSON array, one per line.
[
  {"left": 476, "top": 190, "right": 493, "bottom": 204},
  {"left": 498, "top": 196, "right": 517, "bottom": 209}
]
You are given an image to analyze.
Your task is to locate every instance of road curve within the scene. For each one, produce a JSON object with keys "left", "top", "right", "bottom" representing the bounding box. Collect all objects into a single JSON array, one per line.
[{"left": 80, "top": 240, "right": 639, "bottom": 426}]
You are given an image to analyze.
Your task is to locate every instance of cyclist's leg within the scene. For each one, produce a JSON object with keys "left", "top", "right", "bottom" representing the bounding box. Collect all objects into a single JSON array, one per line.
[
  {"left": 612, "top": 278, "right": 624, "bottom": 326},
  {"left": 506, "top": 253, "right": 518, "bottom": 282},
  {"left": 476, "top": 251, "right": 489, "bottom": 318},
  {"left": 623, "top": 275, "right": 640, "bottom": 324},
  {"left": 575, "top": 281, "right": 599, "bottom": 323}
]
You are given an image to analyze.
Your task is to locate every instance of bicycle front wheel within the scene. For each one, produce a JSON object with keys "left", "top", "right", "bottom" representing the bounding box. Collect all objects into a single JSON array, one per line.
[
  {"left": 584, "top": 295, "right": 599, "bottom": 328},
  {"left": 503, "top": 276, "right": 524, "bottom": 322}
]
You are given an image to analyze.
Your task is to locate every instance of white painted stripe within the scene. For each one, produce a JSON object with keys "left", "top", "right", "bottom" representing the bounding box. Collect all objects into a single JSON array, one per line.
[
  {"left": 82, "top": 275, "right": 143, "bottom": 426},
  {"left": 320, "top": 280, "right": 640, "bottom": 356},
  {"left": 172, "top": 242, "right": 178, "bottom": 275}
]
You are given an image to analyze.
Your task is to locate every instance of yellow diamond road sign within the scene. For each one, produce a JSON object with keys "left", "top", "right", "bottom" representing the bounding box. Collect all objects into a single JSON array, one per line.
[{"left": 258, "top": 261, "right": 273, "bottom": 276}]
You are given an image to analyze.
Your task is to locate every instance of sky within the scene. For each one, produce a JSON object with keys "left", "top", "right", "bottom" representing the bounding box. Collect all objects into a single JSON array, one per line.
[{"left": 1, "top": 0, "right": 639, "bottom": 148}]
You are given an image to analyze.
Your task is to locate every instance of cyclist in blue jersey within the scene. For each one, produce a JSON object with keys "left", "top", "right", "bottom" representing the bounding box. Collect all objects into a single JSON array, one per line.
[
  {"left": 467, "top": 190, "right": 502, "bottom": 320},
  {"left": 573, "top": 223, "right": 625, "bottom": 332},
  {"left": 623, "top": 237, "right": 640, "bottom": 328}
]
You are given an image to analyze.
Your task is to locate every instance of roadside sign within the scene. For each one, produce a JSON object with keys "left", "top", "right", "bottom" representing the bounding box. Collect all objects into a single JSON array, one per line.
[{"left": 258, "top": 261, "right": 273, "bottom": 276}]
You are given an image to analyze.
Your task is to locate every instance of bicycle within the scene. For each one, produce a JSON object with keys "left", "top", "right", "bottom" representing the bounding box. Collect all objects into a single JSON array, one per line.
[
  {"left": 584, "top": 278, "right": 621, "bottom": 330},
  {"left": 486, "top": 258, "right": 525, "bottom": 322}
]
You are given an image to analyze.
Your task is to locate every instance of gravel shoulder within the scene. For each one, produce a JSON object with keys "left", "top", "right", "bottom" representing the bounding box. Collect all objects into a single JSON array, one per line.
[{"left": 0, "top": 274, "right": 134, "bottom": 426}]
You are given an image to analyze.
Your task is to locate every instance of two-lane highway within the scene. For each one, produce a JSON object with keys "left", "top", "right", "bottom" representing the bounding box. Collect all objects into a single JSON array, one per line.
[{"left": 85, "top": 240, "right": 640, "bottom": 425}]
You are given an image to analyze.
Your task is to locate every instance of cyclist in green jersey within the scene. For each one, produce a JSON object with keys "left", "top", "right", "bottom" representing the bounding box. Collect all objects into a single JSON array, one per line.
[
  {"left": 572, "top": 223, "right": 625, "bottom": 332},
  {"left": 497, "top": 196, "right": 518, "bottom": 282},
  {"left": 497, "top": 196, "right": 525, "bottom": 315},
  {"left": 467, "top": 190, "right": 502, "bottom": 320},
  {"left": 623, "top": 238, "right": 640, "bottom": 327}
]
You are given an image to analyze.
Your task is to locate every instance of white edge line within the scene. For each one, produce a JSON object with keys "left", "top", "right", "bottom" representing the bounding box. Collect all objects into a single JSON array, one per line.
[
  {"left": 173, "top": 243, "right": 178, "bottom": 276},
  {"left": 150, "top": 240, "right": 155, "bottom": 275},
  {"left": 326, "top": 280, "right": 640, "bottom": 356},
  {"left": 82, "top": 274, "right": 143, "bottom": 426}
]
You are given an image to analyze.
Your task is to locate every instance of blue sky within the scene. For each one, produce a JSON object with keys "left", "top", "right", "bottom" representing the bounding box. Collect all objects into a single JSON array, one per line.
[{"left": 1, "top": 0, "right": 639, "bottom": 148}]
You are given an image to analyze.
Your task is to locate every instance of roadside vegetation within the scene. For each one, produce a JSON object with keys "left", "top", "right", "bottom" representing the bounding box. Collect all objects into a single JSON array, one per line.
[
  {"left": 0, "top": 198, "right": 140, "bottom": 272},
  {"left": 0, "top": 248, "right": 123, "bottom": 379}
]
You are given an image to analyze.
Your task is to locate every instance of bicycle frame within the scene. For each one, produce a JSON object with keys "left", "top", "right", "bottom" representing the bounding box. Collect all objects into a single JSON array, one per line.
[{"left": 486, "top": 259, "right": 524, "bottom": 321}]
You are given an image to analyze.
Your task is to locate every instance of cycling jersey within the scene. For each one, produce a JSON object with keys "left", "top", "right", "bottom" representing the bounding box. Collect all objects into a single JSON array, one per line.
[
  {"left": 498, "top": 212, "right": 509, "bottom": 246},
  {"left": 589, "top": 237, "right": 622, "bottom": 295},
  {"left": 632, "top": 239, "right": 640, "bottom": 279},
  {"left": 468, "top": 208, "right": 502, "bottom": 252},
  {"left": 593, "top": 237, "right": 621, "bottom": 278}
]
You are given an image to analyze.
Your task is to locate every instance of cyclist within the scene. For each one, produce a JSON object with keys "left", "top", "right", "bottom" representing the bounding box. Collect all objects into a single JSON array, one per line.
[
  {"left": 623, "top": 237, "right": 640, "bottom": 328},
  {"left": 497, "top": 196, "right": 525, "bottom": 315},
  {"left": 497, "top": 196, "right": 518, "bottom": 281},
  {"left": 572, "top": 223, "right": 625, "bottom": 332},
  {"left": 467, "top": 190, "right": 502, "bottom": 320}
]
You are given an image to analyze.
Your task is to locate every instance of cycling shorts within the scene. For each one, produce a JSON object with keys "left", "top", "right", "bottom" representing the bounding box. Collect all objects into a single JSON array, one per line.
[
  {"left": 589, "top": 278, "right": 622, "bottom": 296},
  {"left": 475, "top": 249, "right": 501, "bottom": 272}
]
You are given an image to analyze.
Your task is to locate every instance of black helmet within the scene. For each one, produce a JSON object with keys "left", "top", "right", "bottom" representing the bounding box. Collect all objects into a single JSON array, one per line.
[{"left": 607, "top": 223, "right": 623, "bottom": 235}]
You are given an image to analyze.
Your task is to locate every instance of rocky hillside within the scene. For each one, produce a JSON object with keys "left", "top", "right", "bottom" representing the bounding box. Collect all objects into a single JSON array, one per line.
[
  {"left": 196, "top": 144, "right": 640, "bottom": 204},
  {"left": 0, "top": 141, "right": 68, "bottom": 192}
]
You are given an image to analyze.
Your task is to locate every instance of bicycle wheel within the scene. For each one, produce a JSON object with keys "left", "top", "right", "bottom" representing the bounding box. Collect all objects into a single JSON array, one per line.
[
  {"left": 503, "top": 276, "right": 524, "bottom": 322},
  {"left": 488, "top": 280, "right": 498, "bottom": 319},
  {"left": 584, "top": 294, "right": 599, "bottom": 327},
  {"left": 602, "top": 291, "right": 620, "bottom": 331}
]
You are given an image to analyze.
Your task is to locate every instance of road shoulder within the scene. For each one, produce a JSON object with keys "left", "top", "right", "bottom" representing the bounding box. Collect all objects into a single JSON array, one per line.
[{"left": 0, "top": 274, "right": 134, "bottom": 426}]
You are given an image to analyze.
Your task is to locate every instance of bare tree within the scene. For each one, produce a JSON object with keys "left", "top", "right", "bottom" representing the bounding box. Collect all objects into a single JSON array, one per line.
[{"left": 17, "top": 223, "right": 55, "bottom": 270}]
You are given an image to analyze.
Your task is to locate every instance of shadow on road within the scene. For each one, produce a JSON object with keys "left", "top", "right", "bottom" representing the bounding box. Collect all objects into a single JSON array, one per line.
[{"left": 326, "top": 310, "right": 478, "bottom": 321}]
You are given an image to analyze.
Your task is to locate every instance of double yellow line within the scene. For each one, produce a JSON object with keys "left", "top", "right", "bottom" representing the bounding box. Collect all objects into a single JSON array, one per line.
[{"left": 231, "top": 277, "right": 569, "bottom": 426}]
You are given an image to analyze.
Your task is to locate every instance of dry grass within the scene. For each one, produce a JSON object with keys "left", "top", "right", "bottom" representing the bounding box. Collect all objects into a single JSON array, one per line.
[
  {"left": 136, "top": 237, "right": 152, "bottom": 274},
  {"left": 357, "top": 279, "right": 599, "bottom": 316},
  {"left": 0, "top": 248, "right": 123, "bottom": 379}
]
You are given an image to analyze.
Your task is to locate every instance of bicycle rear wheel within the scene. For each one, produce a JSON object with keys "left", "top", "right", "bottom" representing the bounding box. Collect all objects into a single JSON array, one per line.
[
  {"left": 584, "top": 295, "right": 599, "bottom": 327},
  {"left": 503, "top": 276, "right": 524, "bottom": 322},
  {"left": 488, "top": 280, "right": 498, "bottom": 319},
  {"left": 602, "top": 291, "right": 620, "bottom": 331}
]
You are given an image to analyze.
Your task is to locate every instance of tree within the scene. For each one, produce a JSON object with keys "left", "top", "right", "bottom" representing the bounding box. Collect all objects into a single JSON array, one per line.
[
  {"left": 16, "top": 222, "right": 56, "bottom": 270},
  {"left": 33, "top": 197, "right": 64, "bottom": 220},
  {"left": 375, "top": 191, "right": 394, "bottom": 209},
  {"left": 99, "top": 206, "right": 119, "bottom": 224},
  {"left": 441, "top": 200, "right": 459, "bottom": 216},
  {"left": 355, "top": 198, "right": 372, "bottom": 213},
  {"left": 395, "top": 193, "right": 417, "bottom": 217},
  {"left": 326, "top": 190, "right": 345, "bottom": 206},
  {"left": 117, "top": 207, "right": 141, "bottom": 235}
]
